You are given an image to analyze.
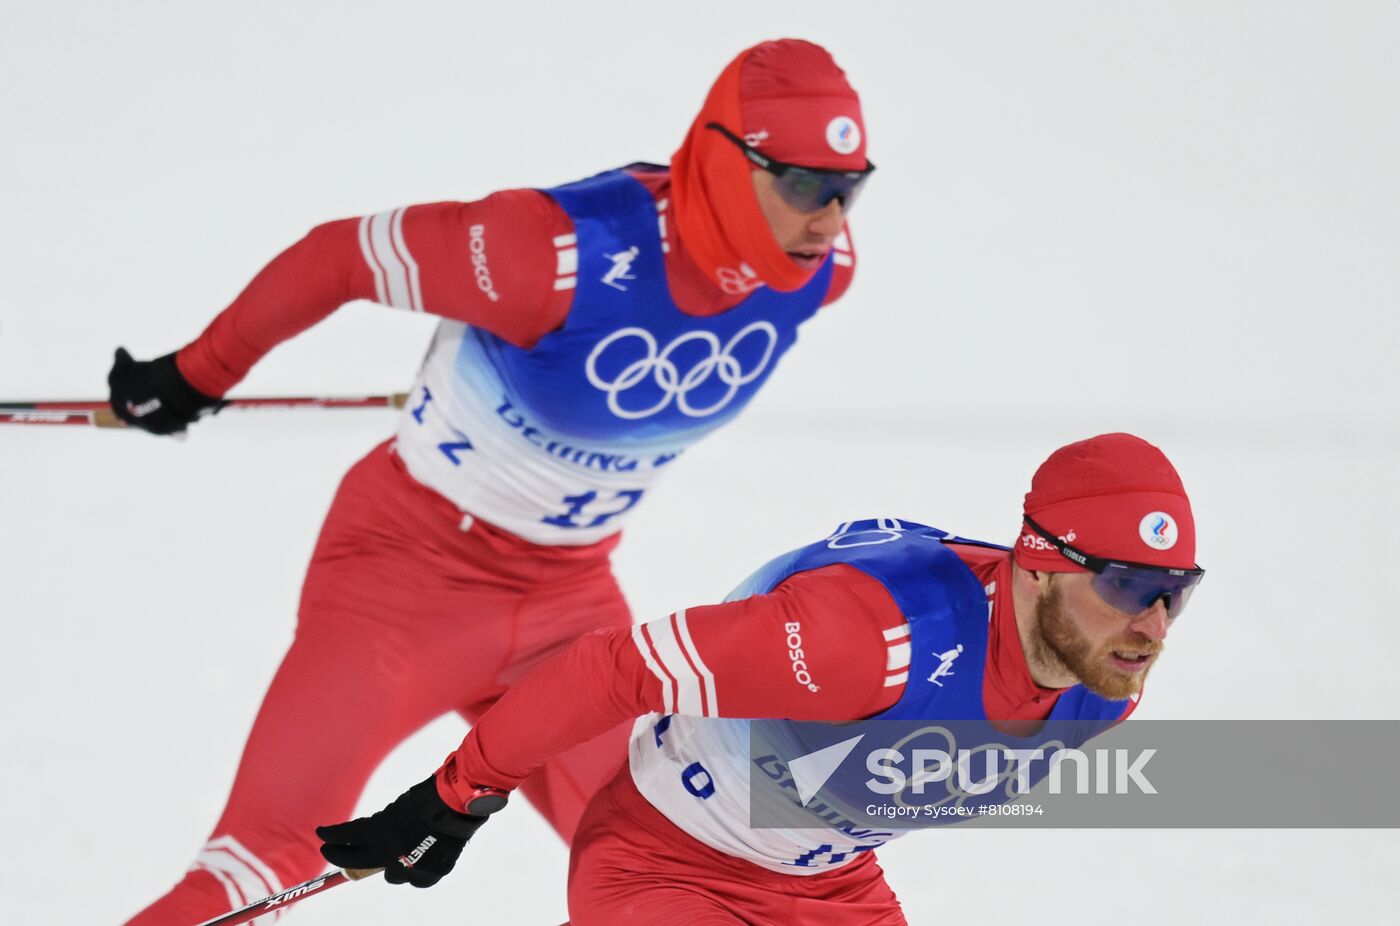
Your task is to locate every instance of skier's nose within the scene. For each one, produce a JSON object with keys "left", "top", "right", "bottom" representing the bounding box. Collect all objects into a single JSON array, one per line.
[
  {"left": 1129, "top": 599, "right": 1171, "bottom": 641},
  {"left": 807, "top": 199, "right": 844, "bottom": 241}
]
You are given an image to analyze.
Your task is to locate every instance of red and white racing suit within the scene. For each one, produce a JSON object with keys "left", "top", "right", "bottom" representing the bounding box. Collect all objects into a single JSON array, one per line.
[{"left": 432, "top": 547, "right": 1136, "bottom": 925}]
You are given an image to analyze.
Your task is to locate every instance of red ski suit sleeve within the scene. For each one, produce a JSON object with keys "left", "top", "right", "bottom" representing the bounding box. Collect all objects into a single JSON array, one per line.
[
  {"left": 437, "top": 564, "right": 906, "bottom": 808},
  {"left": 175, "top": 191, "right": 574, "bottom": 398}
]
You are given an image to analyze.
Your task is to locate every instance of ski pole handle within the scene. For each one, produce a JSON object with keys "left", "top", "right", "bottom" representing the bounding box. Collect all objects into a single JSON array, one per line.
[
  {"left": 345, "top": 867, "right": 384, "bottom": 878},
  {"left": 191, "top": 867, "right": 384, "bottom": 926}
]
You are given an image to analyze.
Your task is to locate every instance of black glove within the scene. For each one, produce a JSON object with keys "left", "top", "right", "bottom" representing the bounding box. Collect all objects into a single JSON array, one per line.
[
  {"left": 316, "top": 777, "right": 506, "bottom": 888},
  {"left": 107, "top": 347, "right": 224, "bottom": 435}
]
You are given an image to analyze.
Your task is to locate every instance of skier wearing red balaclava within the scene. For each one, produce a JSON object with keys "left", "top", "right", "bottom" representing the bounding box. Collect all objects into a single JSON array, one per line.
[
  {"left": 672, "top": 38, "right": 871, "bottom": 295},
  {"left": 114, "top": 40, "right": 874, "bottom": 926}
]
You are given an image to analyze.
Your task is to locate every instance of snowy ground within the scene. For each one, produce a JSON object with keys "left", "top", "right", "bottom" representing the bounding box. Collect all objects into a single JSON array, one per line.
[{"left": 2, "top": 3, "right": 1397, "bottom": 924}]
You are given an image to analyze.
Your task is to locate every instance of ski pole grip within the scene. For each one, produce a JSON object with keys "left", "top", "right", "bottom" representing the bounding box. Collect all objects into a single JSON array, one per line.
[
  {"left": 344, "top": 867, "right": 385, "bottom": 881},
  {"left": 93, "top": 407, "right": 126, "bottom": 428}
]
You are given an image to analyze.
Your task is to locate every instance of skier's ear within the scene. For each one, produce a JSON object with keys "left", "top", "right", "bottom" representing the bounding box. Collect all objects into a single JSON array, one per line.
[{"left": 1011, "top": 562, "right": 1053, "bottom": 600}]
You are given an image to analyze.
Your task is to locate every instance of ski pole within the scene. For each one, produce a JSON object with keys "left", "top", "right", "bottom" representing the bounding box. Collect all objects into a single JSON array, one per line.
[
  {"left": 192, "top": 867, "right": 383, "bottom": 926},
  {"left": 0, "top": 393, "right": 410, "bottom": 427}
]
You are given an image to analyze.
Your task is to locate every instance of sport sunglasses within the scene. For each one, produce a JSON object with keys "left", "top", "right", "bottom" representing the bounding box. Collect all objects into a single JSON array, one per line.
[
  {"left": 1022, "top": 515, "right": 1205, "bottom": 620},
  {"left": 706, "top": 122, "right": 875, "bottom": 214}
]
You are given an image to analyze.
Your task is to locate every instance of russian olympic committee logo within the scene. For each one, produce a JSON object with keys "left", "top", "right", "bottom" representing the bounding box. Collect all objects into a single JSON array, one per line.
[
  {"left": 1138, "top": 511, "right": 1178, "bottom": 550},
  {"left": 585, "top": 322, "right": 779, "bottom": 419}
]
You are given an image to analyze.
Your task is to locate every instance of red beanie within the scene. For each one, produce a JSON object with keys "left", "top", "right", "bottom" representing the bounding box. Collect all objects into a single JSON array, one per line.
[
  {"left": 738, "top": 39, "right": 867, "bottom": 170},
  {"left": 1015, "top": 433, "right": 1197, "bottom": 572},
  {"left": 671, "top": 39, "right": 866, "bottom": 294}
]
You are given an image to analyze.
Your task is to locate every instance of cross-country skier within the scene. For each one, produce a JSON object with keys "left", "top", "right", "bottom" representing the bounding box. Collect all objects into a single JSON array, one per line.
[
  {"left": 109, "top": 39, "right": 874, "bottom": 925},
  {"left": 318, "top": 433, "right": 1205, "bottom": 925}
]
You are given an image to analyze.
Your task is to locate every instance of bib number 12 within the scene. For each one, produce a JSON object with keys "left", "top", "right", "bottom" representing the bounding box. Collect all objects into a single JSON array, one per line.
[{"left": 542, "top": 489, "right": 643, "bottom": 529}]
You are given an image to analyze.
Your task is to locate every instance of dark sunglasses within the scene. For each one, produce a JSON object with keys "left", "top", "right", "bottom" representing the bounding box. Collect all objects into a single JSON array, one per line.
[
  {"left": 1022, "top": 516, "right": 1205, "bottom": 620},
  {"left": 705, "top": 122, "right": 875, "bottom": 214}
]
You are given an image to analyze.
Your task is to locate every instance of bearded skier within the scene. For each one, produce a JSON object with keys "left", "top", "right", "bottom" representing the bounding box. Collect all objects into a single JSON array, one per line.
[{"left": 318, "top": 433, "right": 1206, "bottom": 924}]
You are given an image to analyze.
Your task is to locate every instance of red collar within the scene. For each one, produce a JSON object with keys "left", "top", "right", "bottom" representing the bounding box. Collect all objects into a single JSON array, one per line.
[{"left": 947, "top": 549, "right": 1068, "bottom": 722}]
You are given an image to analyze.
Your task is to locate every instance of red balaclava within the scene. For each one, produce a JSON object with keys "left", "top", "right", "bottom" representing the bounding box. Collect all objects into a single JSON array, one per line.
[
  {"left": 671, "top": 39, "right": 867, "bottom": 295},
  {"left": 1014, "top": 433, "right": 1198, "bottom": 572}
]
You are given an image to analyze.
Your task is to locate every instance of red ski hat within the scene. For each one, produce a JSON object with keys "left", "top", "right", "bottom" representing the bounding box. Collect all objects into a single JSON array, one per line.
[
  {"left": 738, "top": 39, "right": 868, "bottom": 171},
  {"left": 671, "top": 39, "right": 866, "bottom": 294},
  {"left": 1014, "top": 433, "right": 1197, "bottom": 572}
]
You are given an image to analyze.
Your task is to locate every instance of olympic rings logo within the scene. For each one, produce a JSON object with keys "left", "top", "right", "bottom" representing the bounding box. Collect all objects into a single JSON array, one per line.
[{"left": 584, "top": 322, "right": 779, "bottom": 419}]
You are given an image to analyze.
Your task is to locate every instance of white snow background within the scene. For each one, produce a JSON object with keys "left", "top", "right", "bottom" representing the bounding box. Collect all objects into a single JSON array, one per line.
[{"left": 1, "top": 2, "right": 1396, "bottom": 923}]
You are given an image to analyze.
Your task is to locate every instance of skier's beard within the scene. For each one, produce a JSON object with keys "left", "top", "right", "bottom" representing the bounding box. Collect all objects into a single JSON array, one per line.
[{"left": 1031, "top": 581, "right": 1161, "bottom": 701}]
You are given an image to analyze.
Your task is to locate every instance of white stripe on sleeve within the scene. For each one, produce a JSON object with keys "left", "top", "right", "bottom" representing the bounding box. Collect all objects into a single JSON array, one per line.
[
  {"left": 555, "top": 247, "right": 578, "bottom": 275},
  {"left": 357, "top": 215, "right": 388, "bottom": 305},
  {"left": 360, "top": 208, "right": 421, "bottom": 311},
  {"left": 673, "top": 609, "right": 718, "bottom": 717},
  {"left": 645, "top": 615, "right": 707, "bottom": 716},
  {"left": 632, "top": 624, "right": 674, "bottom": 714},
  {"left": 389, "top": 207, "right": 423, "bottom": 311}
]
